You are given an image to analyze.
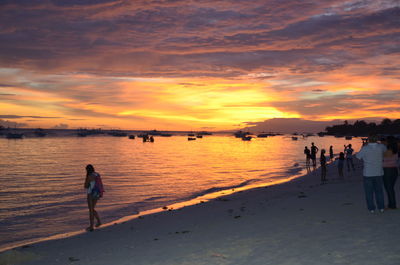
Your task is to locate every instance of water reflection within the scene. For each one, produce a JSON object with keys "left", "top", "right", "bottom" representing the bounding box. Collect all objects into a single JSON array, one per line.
[{"left": 0, "top": 135, "right": 362, "bottom": 250}]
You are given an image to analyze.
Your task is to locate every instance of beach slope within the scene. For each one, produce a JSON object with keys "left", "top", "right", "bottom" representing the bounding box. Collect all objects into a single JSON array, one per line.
[{"left": 1, "top": 162, "right": 400, "bottom": 265}]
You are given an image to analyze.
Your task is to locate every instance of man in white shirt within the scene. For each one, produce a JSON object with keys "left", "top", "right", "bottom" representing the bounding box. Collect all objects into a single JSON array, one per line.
[{"left": 355, "top": 134, "right": 387, "bottom": 213}]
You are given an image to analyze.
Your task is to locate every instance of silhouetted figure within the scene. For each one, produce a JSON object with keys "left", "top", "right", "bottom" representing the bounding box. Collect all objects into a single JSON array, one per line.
[
  {"left": 344, "top": 144, "right": 355, "bottom": 171},
  {"left": 320, "top": 149, "right": 327, "bottom": 184},
  {"left": 84, "top": 164, "right": 102, "bottom": 231},
  {"left": 150, "top": 136, "right": 154, "bottom": 142},
  {"left": 338, "top": 152, "right": 345, "bottom": 179},
  {"left": 329, "top": 146, "right": 334, "bottom": 160},
  {"left": 304, "top": 146, "right": 311, "bottom": 168},
  {"left": 355, "top": 134, "right": 386, "bottom": 213},
  {"left": 310, "top": 142, "right": 319, "bottom": 168},
  {"left": 383, "top": 136, "right": 398, "bottom": 209}
]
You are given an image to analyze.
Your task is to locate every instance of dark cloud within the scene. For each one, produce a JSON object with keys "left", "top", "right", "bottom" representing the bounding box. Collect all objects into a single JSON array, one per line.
[
  {"left": 0, "top": 115, "right": 62, "bottom": 119},
  {"left": 0, "top": 119, "right": 27, "bottom": 128},
  {"left": 0, "top": 1, "right": 397, "bottom": 77}
]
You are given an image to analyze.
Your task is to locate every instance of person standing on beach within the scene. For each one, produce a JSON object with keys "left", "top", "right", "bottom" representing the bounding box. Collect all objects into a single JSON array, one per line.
[
  {"left": 355, "top": 134, "right": 386, "bottom": 213},
  {"left": 329, "top": 146, "right": 334, "bottom": 161},
  {"left": 84, "top": 164, "right": 102, "bottom": 231},
  {"left": 320, "top": 149, "right": 327, "bottom": 184},
  {"left": 338, "top": 152, "right": 345, "bottom": 180},
  {"left": 304, "top": 146, "right": 311, "bottom": 168},
  {"left": 344, "top": 144, "right": 355, "bottom": 171},
  {"left": 382, "top": 136, "right": 398, "bottom": 209},
  {"left": 310, "top": 142, "right": 319, "bottom": 168}
]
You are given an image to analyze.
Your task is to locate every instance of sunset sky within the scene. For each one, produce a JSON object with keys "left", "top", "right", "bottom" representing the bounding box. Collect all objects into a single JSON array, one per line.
[{"left": 0, "top": 0, "right": 399, "bottom": 131}]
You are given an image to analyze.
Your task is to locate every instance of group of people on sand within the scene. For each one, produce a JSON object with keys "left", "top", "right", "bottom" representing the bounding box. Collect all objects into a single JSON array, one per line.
[
  {"left": 304, "top": 142, "right": 356, "bottom": 184},
  {"left": 303, "top": 134, "right": 399, "bottom": 213},
  {"left": 83, "top": 134, "right": 399, "bottom": 231}
]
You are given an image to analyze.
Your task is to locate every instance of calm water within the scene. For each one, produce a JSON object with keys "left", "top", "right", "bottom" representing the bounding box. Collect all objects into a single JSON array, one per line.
[{"left": 0, "top": 135, "right": 362, "bottom": 250}]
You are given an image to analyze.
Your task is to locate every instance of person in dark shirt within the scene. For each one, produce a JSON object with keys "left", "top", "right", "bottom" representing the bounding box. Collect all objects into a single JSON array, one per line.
[
  {"left": 311, "top": 142, "right": 319, "bottom": 168},
  {"left": 304, "top": 146, "right": 311, "bottom": 168},
  {"left": 320, "top": 149, "right": 327, "bottom": 184}
]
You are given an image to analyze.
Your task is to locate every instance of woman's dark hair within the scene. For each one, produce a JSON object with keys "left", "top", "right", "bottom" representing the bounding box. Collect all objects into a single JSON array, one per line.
[
  {"left": 86, "top": 164, "right": 95, "bottom": 175},
  {"left": 386, "top": 137, "right": 398, "bottom": 154}
]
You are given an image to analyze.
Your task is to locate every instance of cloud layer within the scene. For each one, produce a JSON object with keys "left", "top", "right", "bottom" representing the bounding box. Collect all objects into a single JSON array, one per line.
[{"left": 0, "top": 0, "right": 399, "bottom": 129}]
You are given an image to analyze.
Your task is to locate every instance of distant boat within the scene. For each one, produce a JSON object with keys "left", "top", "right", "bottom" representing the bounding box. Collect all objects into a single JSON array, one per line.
[
  {"left": 128, "top": 135, "right": 135, "bottom": 139},
  {"left": 234, "top": 130, "right": 250, "bottom": 138},
  {"left": 196, "top": 135, "right": 203, "bottom": 138},
  {"left": 291, "top": 136, "right": 298, "bottom": 141},
  {"left": 77, "top": 132, "right": 88, "bottom": 137},
  {"left": 109, "top": 130, "right": 128, "bottom": 137},
  {"left": 242, "top": 136, "right": 252, "bottom": 141},
  {"left": 188, "top": 133, "right": 195, "bottom": 137},
  {"left": 34, "top": 129, "right": 47, "bottom": 137},
  {"left": 188, "top": 137, "right": 196, "bottom": 141},
  {"left": 6, "top": 133, "right": 24, "bottom": 139}
]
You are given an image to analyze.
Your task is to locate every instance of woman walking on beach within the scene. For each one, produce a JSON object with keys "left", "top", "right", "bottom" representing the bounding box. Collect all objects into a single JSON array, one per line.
[
  {"left": 84, "top": 164, "right": 103, "bottom": 231},
  {"left": 329, "top": 146, "right": 334, "bottom": 161},
  {"left": 383, "top": 137, "right": 398, "bottom": 209}
]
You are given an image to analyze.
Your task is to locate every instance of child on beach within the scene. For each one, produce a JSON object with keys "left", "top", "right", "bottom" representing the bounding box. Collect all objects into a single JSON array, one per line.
[
  {"left": 84, "top": 164, "right": 103, "bottom": 231},
  {"left": 320, "top": 149, "right": 327, "bottom": 184},
  {"left": 338, "top": 152, "right": 345, "bottom": 179}
]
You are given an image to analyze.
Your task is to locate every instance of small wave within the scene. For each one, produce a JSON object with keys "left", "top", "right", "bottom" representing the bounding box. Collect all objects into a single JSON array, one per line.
[
  {"left": 187, "top": 179, "right": 260, "bottom": 199},
  {"left": 143, "top": 196, "right": 168, "bottom": 202}
]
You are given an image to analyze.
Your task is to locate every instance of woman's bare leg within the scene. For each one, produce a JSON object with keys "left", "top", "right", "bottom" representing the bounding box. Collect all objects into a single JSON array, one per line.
[
  {"left": 93, "top": 199, "right": 101, "bottom": 227},
  {"left": 87, "top": 195, "right": 95, "bottom": 231}
]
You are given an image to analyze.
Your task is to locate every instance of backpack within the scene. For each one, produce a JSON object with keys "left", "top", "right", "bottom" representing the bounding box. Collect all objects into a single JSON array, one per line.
[{"left": 92, "top": 173, "right": 105, "bottom": 198}]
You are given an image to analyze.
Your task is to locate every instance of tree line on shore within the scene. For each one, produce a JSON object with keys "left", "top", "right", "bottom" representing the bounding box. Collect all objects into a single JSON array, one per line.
[{"left": 325, "top": 119, "right": 400, "bottom": 136}]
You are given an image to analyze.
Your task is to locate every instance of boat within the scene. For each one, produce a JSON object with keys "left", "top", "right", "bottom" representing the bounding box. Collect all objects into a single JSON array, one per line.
[
  {"left": 6, "top": 133, "right": 24, "bottom": 139},
  {"left": 196, "top": 135, "right": 203, "bottom": 138},
  {"left": 109, "top": 130, "right": 128, "bottom": 137},
  {"left": 34, "top": 128, "right": 47, "bottom": 137},
  {"left": 242, "top": 136, "right": 252, "bottom": 141},
  {"left": 291, "top": 136, "right": 298, "bottom": 141},
  {"left": 234, "top": 130, "right": 250, "bottom": 138},
  {"left": 188, "top": 133, "right": 195, "bottom": 137},
  {"left": 188, "top": 137, "right": 196, "bottom": 141},
  {"left": 128, "top": 135, "right": 135, "bottom": 139}
]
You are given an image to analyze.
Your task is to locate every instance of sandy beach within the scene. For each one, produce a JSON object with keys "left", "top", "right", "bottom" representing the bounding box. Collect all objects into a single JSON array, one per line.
[{"left": 1, "top": 160, "right": 400, "bottom": 265}]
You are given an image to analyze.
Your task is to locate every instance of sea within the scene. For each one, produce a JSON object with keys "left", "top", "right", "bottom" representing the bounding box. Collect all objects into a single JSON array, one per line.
[{"left": 0, "top": 134, "right": 362, "bottom": 251}]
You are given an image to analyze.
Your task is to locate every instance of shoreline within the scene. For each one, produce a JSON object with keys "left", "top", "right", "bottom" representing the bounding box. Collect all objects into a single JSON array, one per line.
[
  {"left": 2, "top": 160, "right": 400, "bottom": 265},
  {"left": 0, "top": 167, "right": 306, "bottom": 254}
]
